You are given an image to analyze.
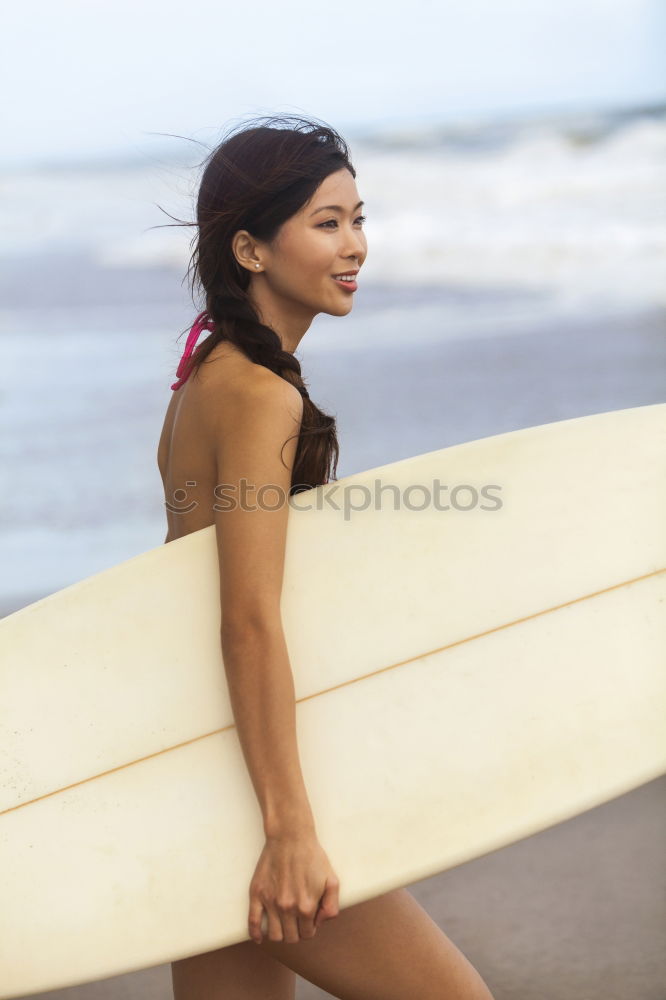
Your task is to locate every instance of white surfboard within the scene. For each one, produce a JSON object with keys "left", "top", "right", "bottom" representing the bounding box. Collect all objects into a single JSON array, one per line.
[{"left": 1, "top": 403, "right": 664, "bottom": 998}]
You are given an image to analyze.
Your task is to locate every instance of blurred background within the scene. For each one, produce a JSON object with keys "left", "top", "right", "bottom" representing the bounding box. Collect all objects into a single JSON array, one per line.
[{"left": 1, "top": 1, "right": 665, "bottom": 997}]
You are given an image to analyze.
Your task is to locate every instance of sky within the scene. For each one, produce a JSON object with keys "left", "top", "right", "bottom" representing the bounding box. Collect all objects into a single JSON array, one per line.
[{"left": 2, "top": 0, "right": 664, "bottom": 168}]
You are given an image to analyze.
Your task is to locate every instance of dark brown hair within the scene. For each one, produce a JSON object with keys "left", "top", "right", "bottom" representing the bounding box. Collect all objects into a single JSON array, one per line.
[{"left": 169, "top": 114, "right": 357, "bottom": 494}]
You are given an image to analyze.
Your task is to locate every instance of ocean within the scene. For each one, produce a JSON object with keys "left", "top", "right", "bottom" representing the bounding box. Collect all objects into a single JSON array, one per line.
[{"left": 1, "top": 104, "right": 665, "bottom": 614}]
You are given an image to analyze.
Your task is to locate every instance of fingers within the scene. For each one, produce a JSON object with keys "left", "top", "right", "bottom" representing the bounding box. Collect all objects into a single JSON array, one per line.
[
  {"left": 249, "top": 895, "right": 323, "bottom": 944},
  {"left": 248, "top": 894, "right": 264, "bottom": 944},
  {"left": 266, "top": 901, "right": 290, "bottom": 942},
  {"left": 248, "top": 845, "right": 341, "bottom": 945},
  {"left": 296, "top": 899, "right": 318, "bottom": 940},
  {"left": 315, "top": 878, "right": 341, "bottom": 928},
  {"left": 249, "top": 893, "right": 302, "bottom": 945},
  {"left": 272, "top": 895, "right": 317, "bottom": 944}
]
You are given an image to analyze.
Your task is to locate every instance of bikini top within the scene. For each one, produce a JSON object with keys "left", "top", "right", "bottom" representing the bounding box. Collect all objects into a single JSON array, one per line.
[{"left": 171, "top": 311, "right": 309, "bottom": 399}]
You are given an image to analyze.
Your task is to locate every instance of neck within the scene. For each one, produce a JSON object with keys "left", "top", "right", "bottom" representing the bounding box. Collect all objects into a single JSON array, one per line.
[{"left": 248, "top": 284, "right": 312, "bottom": 355}]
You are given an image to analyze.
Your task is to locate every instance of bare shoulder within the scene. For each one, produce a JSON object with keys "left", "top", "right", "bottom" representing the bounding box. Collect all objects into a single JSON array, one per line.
[
  {"left": 237, "top": 363, "right": 304, "bottom": 417},
  {"left": 196, "top": 344, "right": 304, "bottom": 438}
]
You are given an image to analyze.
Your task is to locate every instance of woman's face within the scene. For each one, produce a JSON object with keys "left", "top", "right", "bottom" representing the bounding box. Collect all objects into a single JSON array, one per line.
[{"left": 248, "top": 168, "right": 368, "bottom": 338}]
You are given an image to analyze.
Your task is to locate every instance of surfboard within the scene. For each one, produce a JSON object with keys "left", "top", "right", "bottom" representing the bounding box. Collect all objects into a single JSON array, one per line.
[{"left": 1, "top": 403, "right": 664, "bottom": 998}]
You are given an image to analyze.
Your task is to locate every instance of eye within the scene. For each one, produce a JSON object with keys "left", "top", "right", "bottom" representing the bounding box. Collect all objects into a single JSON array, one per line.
[{"left": 319, "top": 215, "right": 367, "bottom": 229}]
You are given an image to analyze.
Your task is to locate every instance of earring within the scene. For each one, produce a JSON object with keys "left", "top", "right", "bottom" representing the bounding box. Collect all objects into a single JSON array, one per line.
[{"left": 255, "top": 263, "right": 260, "bottom": 269}]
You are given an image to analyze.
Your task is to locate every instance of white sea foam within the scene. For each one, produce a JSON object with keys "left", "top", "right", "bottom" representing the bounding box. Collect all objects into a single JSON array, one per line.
[{"left": 1, "top": 111, "right": 664, "bottom": 311}]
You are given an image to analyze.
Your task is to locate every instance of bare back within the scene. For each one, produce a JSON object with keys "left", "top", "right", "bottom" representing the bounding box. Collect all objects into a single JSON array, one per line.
[{"left": 157, "top": 340, "right": 294, "bottom": 544}]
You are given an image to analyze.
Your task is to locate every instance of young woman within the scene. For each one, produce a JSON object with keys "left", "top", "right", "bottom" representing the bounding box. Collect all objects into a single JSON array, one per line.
[{"left": 158, "top": 115, "right": 495, "bottom": 1000}]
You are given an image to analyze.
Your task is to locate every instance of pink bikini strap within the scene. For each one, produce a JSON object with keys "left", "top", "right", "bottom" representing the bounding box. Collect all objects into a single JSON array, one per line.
[
  {"left": 171, "top": 311, "right": 216, "bottom": 390},
  {"left": 171, "top": 311, "right": 312, "bottom": 401}
]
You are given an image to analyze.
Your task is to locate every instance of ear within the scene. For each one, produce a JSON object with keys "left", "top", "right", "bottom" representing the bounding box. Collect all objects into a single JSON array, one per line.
[{"left": 232, "top": 229, "right": 262, "bottom": 273}]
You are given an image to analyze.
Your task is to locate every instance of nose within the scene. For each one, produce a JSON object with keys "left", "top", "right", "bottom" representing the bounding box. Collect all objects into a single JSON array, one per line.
[{"left": 342, "top": 222, "right": 366, "bottom": 263}]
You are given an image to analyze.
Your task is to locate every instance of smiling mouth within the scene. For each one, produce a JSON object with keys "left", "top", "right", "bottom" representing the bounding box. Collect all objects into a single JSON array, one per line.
[{"left": 331, "top": 275, "right": 358, "bottom": 290}]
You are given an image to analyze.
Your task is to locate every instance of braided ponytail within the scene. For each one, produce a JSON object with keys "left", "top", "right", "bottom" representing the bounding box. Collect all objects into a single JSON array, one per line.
[
  {"left": 171, "top": 114, "right": 352, "bottom": 494},
  {"left": 190, "top": 292, "right": 338, "bottom": 493}
]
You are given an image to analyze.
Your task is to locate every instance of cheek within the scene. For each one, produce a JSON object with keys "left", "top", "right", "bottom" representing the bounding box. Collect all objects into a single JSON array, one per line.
[
  {"left": 305, "top": 238, "right": 333, "bottom": 267},
  {"left": 273, "top": 232, "right": 335, "bottom": 288},
  {"left": 299, "top": 246, "right": 335, "bottom": 284}
]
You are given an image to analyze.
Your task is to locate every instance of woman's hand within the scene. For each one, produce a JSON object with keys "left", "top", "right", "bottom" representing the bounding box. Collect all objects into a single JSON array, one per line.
[{"left": 248, "top": 830, "right": 340, "bottom": 944}]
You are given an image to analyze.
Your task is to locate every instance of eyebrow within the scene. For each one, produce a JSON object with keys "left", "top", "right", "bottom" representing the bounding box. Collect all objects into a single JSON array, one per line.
[{"left": 310, "top": 200, "right": 365, "bottom": 217}]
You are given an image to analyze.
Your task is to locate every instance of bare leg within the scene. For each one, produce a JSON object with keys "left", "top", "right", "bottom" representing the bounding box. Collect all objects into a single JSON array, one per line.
[
  {"left": 172, "top": 887, "right": 495, "bottom": 1000},
  {"left": 260, "top": 887, "right": 495, "bottom": 1000},
  {"left": 171, "top": 940, "right": 295, "bottom": 1000}
]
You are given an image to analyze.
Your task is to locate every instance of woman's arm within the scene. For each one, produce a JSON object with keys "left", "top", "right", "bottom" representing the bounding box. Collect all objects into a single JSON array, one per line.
[{"left": 207, "top": 369, "right": 315, "bottom": 839}]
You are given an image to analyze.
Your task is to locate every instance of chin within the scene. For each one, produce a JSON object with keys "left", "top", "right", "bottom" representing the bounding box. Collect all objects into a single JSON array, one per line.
[
  {"left": 327, "top": 295, "right": 354, "bottom": 316},
  {"left": 323, "top": 303, "right": 353, "bottom": 318}
]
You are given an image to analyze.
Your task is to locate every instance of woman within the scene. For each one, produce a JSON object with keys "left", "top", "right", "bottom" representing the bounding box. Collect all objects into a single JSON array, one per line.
[{"left": 158, "top": 114, "right": 495, "bottom": 1000}]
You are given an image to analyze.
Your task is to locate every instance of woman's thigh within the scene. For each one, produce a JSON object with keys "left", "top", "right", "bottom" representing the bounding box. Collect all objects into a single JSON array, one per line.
[
  {"left": 171, "top": 939, "right": 295, "bottom": 1000},
  {"left": 259, "top": 886, "right": 495, "bottom": 1000}
]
